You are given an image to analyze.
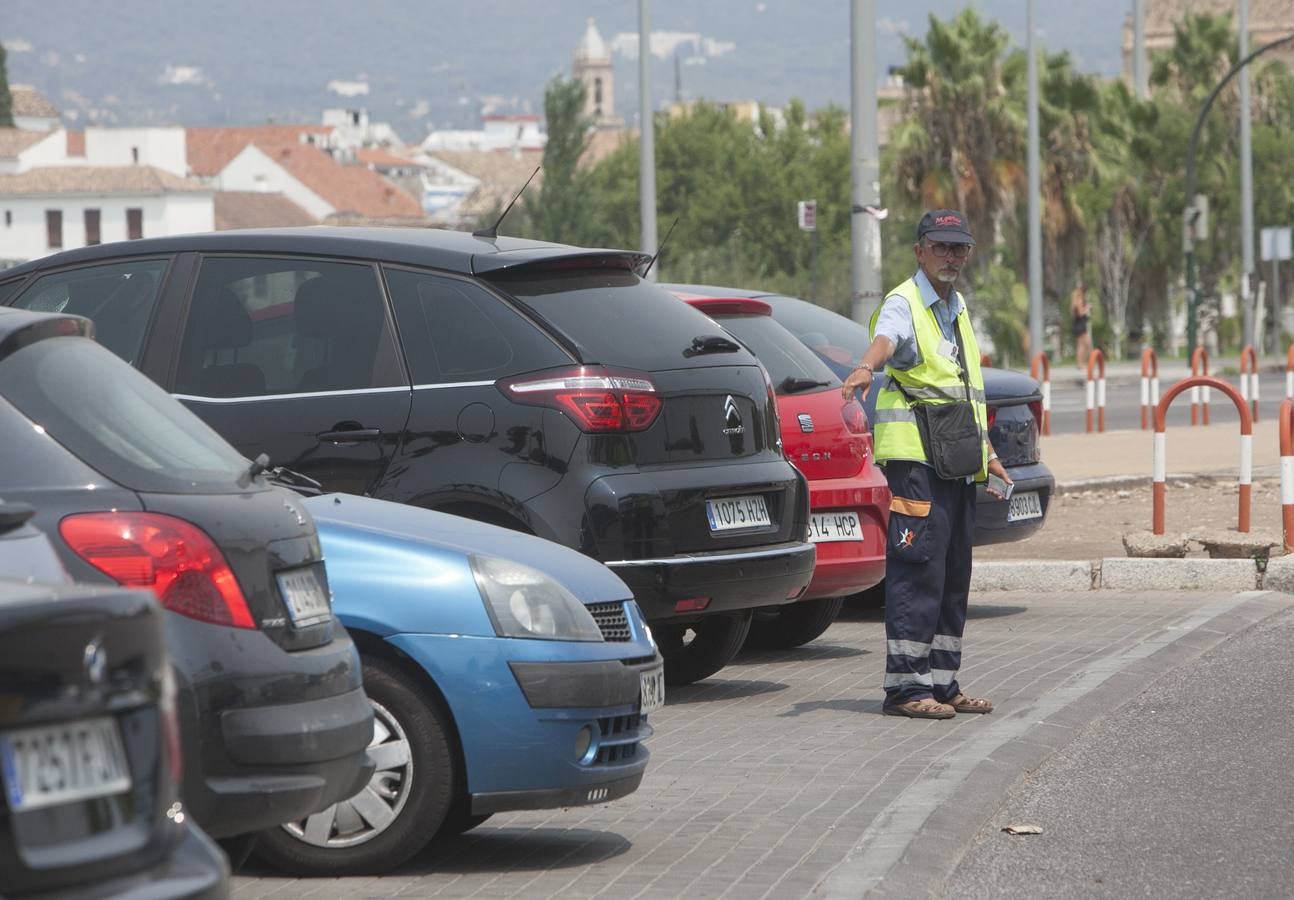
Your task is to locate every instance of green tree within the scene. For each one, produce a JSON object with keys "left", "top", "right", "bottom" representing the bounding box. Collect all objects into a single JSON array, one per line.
[
  {"left": 0, "top": 44, "right": 14, "bottom": 128},
  {"left": 519, "top": 76, "right": 591, "bottom": 244}
]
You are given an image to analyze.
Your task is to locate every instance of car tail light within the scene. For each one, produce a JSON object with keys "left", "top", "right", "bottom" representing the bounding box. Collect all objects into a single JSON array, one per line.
[
  {"left": 673, "top": 596, "right": 711, "bottom": 613},
  {"left": 500, "top": 367, "right": 662, "bottom": 433},
  {"left": 1028, "top": 400, "right": 1043, "bottom": 429},
  {"left": 59, "top": 512, "right": 256, "bottom": 629},
  {"left": 841, "top": 400, "right": 869, "bottom": 435},
  {"left": 986, "top": 406, "right": 998, "bottom": 431}
]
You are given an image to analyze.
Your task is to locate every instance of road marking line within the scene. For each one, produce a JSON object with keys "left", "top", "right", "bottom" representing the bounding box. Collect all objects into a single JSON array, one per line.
[{"left": 816, "top": 592, "right": 1260, "bottom": 898}]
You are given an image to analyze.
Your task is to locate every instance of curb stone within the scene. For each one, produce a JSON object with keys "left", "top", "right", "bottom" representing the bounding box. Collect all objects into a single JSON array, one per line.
[{"left": 974, "top": 557, "right": 1274, "bottom": 592}]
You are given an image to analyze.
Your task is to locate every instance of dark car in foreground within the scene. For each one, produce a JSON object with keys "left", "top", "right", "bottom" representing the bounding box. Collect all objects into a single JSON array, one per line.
[
  {"left": 254, "top": 494, "right": 660, "bottom": 874},
  {"left": 0, "top": 308, "right": 374, "bottom": 842},
  {"left": 0, "top": 229, "right": 815, "bottom": 685},
  {"left": 671, "top": 289, "right": 889, "bottom": 649},
  {"left": 666, "top": 286, "right": 1054, "bottom": 544},
  {"left": 0, "top": 503, "right": 228, "bottom": 898}
]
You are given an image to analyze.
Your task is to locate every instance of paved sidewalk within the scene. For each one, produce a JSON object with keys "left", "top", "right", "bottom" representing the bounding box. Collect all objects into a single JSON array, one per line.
[{"left": 232, "top": 591, "right": 1290, "bottom": 899}]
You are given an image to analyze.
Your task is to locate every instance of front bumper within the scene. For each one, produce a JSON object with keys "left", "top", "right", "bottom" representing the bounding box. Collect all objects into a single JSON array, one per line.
[
  {"left": 385, "top": 606, "right": 658, "bottom": 811},
  {"left": 973, "top": 462, "right": 1055, "bottom": 545},
  {"left": 606, "top": 540, "right": 817, "bottom": 624}
]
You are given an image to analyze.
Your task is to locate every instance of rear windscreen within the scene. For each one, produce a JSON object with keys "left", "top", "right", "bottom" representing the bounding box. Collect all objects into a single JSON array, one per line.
[
  {"left": 485, "top": 267, "right": 758, "bottom": 371},
  {"left": 0, "top": 337, "right": 255, "bottom": 494},
  {"left": 709, "top": 314, "right": 840, "bottom": 392}
]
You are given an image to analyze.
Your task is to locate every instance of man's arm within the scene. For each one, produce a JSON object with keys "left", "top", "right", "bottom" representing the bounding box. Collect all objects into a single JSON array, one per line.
[{"left": 839, "top": 335, "right": 895, "bottom": 401}]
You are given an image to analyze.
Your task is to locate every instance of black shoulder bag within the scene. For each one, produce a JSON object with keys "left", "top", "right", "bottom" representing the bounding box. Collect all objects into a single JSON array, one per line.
[{"left": 892, "top": 323, "right": 983, "bottom": 480}]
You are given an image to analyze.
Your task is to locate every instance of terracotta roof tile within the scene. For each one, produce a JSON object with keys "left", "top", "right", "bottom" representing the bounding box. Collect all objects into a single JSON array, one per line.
[
  {"left": 66, "top": 130, "right": 85, "bottom": 157},
  {"left": 186, "top": 124, "right": 334, "bottom": 177},
  {"left": 214, "top": 191, "right": 317, "bottom": 230},
  {"left": 9, "top": 84, "right": 59, "bottom": 118},
  {"left": 427, "top": 149, "right": 544, "bottom": 220},
  {"left": 265, "top": 143, "right": 425, "bottom": 220},
  {"left": 0, "top": 165, "right": 209, "bottom": 194},
  {"left": 0, "top": 128, "right": 54, "bottom": 158},
  {"left": 356, "top": 146, "right": 420, "bottom": 168}
]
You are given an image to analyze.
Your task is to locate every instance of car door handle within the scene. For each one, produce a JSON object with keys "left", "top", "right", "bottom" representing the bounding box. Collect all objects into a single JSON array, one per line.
[{"left": 317, "top": 428, "right": 383, "bottom": 443}]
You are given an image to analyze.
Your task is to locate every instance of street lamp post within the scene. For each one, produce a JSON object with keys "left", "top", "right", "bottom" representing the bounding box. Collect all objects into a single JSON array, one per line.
[
  {"left": 1183, "top": 31, "right": 1294, "bottom": 357},
  {"left": 638, "top": 0, "right": 658, "bottom": 279}
]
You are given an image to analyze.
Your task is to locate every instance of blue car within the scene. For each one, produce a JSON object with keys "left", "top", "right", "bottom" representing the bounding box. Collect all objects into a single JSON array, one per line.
[{"left": 253, "top": 493, "right": 662, "bottom": 875}]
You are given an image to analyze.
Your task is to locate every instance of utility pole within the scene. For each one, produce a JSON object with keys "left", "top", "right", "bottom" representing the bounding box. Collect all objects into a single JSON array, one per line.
[
  {"left": 1239, "top": 0, "right": 1256, "bottom": 351},
  {"left": 638, "top": 0, "right": 658, "bottom": 280},
  {"left": 849, "top": 0, "right": 883, "bottom": 326},
  {"left": 1133, "top": 0, "right": 1147, "bottom": 99},
  {"left": 1027, "top": 0, "right": 1043, "bottom": 359}
]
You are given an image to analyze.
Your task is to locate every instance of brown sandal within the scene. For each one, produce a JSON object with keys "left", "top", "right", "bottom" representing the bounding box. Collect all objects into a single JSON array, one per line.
[
  {"left": 883, "top": 697, "right": 955, "bottom": 719},
  {"left": 944, "top": 693, "right": 993, "bottom": 714}
]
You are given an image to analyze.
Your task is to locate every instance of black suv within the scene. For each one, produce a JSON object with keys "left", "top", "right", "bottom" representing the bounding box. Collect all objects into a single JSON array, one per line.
[
  {"left": 0, "top": 229, "right": 814, "bottom": 684},
  {"left": 0, "top": 308, "right": 374, "bottom": 842}
]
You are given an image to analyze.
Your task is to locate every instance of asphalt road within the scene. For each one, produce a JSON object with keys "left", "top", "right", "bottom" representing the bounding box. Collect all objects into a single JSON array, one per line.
[
  {"left": 945, "top": 603, "right": 1294, "bottom": 899},
  {"left": 1042, "top": 370, "right": 1285, "bottom": 434}
]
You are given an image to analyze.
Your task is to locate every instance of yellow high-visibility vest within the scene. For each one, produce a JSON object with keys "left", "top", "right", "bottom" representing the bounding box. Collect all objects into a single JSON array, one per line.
[{"left": 868, "top": 277, "right": 989, "bottom": 481}]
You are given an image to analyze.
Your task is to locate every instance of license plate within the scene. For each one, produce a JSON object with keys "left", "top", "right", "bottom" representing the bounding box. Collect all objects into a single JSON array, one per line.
[
  {"left": 639, "top": 666, "right": 665, "bottom": 714},
  {"left": 808, "top": 512, "right": 863, "bottom": 543},
  {"left": 705, "top": 495, "right": 772, "bottom": 532},
  {"left": 277, "top": 564, "right": 332, "bottom": 627},
  {"left": 0, "top": 717, "right": 131, "bottom": 812},
  {"left": 1006, "top": 491, "right": 1043, "bottom": 522}
]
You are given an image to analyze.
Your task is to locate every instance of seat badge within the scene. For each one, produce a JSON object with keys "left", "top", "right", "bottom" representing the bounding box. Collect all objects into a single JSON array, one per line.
[{"left": 797, "top": 413, "right": 814, "bottom": 433}]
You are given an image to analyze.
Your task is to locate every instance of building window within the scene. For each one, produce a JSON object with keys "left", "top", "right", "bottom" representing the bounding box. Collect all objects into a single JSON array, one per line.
[
  {"left": 4, "top": 211, "right": 10, "bottom": 227},
  {"left": 131, "top": 146, "right": 140, "bottom": 164},
  {"left": 84, "top": 209, "right": 101, "bottom": 245},
  {"left": 126, "top": 208, "right": 143, "bottom": 241},
  {"left": 46, "top": 210, "right": 63, "bottom": 249},
  {"left": 594, "top": 77, "right": 603, "bottom": 105}
]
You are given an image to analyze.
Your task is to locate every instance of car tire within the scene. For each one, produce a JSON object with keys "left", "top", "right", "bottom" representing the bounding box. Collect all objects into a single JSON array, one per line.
[
  {"left": 745, "top": 597, "right": 845, "bottom": 650},
  {"left": 253, "top": 657, "right": 456, "bottom": 875},
  {"left": 657, "top": 611, "right": 753, "bottom": 686}
]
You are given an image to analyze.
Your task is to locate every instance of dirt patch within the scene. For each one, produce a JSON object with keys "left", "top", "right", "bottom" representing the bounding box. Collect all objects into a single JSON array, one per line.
[{"left": 974, "top": 477, "right": 1286, "bottom": 562}]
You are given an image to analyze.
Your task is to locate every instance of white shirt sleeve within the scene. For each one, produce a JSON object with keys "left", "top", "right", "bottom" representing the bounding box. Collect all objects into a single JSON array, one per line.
[{"left": 872, "top": 295, "right": 920, "bottom": 371}]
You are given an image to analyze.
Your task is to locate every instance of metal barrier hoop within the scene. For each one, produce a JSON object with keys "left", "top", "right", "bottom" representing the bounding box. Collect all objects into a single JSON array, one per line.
[
  {"left": 1239, "top": 344, "right": 1259, "bottom": 423},
  {"left": 1153, "top": 375, "right": 1252, "bottom": 535},
  {"left": 1030, "top": 351, "right": 1051, "bottom": 436},
  {"left": 1085, "top": 349, "right": 1106, "bottom": 433},
  {"left": 1139, "top": 347, "right": 1159, "bottom": 431},
  {"left": 1190, "top": 346, "right": 1211, "bottom": 425}
]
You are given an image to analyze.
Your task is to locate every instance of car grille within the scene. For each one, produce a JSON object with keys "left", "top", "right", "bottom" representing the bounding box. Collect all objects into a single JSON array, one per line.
[
  {"left": 595, "top": 713, "right": 643, "bottom": 765},
  {"left": 587, "top": 601, "right": 631, "bottom": 641}
]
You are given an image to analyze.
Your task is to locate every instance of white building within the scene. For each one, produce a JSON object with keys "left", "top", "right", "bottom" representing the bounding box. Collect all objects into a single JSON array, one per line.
[
  {"left": 0, "top": 118, "right": 213, "bottom": 267},
  {"left": 421, "top": 114, "right": 546, "bottom": 154}
]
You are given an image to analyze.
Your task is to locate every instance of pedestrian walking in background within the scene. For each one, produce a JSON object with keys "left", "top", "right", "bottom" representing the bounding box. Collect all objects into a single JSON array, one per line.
[
  {"left": 1071, "top": 280, "right": 1092, "bottom": 370},
  {"left": 840, "top": 209, "right": 1008, "bottom": 719}
]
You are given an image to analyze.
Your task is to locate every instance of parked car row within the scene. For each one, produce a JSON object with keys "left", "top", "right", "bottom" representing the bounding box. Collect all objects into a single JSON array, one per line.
[{"left": 0, "top": 227, "right": 1052, "bottom": 890}]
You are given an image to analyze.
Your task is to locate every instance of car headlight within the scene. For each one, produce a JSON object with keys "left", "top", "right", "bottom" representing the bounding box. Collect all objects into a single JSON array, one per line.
[{"left": 470, "top": 554, "right": 604, "bottom": 642}]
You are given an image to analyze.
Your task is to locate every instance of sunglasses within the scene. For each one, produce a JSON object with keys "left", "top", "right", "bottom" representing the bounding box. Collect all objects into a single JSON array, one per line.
[{"left": 923, "top": 241, "right": 973, "bottom": 259}]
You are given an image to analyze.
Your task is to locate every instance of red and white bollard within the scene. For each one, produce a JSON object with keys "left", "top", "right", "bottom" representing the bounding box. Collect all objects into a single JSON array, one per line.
[
  {"left": 1030, "top": 351, "right": 1051, "bottom": 436},
  {"left": 1153, "top": 375, "right": 1251, "bottom": 535},
  {"left": 1085, "top": 349, "right": 1106, "bottom": 433},
  {"left": 1281, "top": 399, "right": 1294, "bottom": 552},
  {"left": 1139, "top": 347, "right": 1159, "bottom": 431},
  {"left": 1190, "top": 346, "right": 1211, "bottom": 425},
  {"left": 1239, "top": 344, "right": 1259, "bottom": 423}
]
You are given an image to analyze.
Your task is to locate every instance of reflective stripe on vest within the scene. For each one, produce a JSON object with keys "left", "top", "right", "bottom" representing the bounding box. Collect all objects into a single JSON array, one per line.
[{"left": 868, "top": 278, "right": 989, "bottom": 480}]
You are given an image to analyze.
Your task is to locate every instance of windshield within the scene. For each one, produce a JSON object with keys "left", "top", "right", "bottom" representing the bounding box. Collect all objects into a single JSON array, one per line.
[
  {"left": 0, "top": 337, "right": 256, "bottom": 494},
  {"left": 486, "top": 267, "right": 759, "bottom": 372},
  {"left": 708, "top": 314, "right": 839, "bottom": 393},
  {"left": 765, "top": 296, "right": 870, "bottom": 380}
]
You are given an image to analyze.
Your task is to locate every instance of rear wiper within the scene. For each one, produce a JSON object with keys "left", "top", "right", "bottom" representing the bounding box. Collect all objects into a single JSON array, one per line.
[
  {"left": 780, "top": 377, "right": 830, "bottom": 394},
  {"left": 240, "top": 452, "right": 272, "bottom": 486},
  {"left": 267, "top": 466, "right": 324, "bottom": 497},
  {"left": 684, "top": 334, "right": 742, "bottom": 358}
]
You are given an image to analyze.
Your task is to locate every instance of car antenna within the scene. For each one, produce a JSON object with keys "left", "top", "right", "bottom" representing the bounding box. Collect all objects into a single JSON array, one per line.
[
  {"left": 473, "top": 165, "right": 541, "bottom": 239},
  {"left": 639, "top": 217, "right": 679, "bottom": 279}
]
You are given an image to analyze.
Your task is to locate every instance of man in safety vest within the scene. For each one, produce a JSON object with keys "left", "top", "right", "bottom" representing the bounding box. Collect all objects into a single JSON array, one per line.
[{"left": 840, "top": 209, "right": 1011, "bottom": 719}]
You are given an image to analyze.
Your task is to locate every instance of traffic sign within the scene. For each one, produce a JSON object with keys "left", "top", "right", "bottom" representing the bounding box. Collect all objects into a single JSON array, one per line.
[
  {"left": 797, "top": 200, "right": 817, "bottom": 232},
  {"left": 1261, "top": 226, "right": 1291, "bottom": 262}
]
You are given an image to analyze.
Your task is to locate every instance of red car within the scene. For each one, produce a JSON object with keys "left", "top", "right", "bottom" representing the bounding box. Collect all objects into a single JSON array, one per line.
[{"left": 671, "top": 289, "right": 890, "bottom": 648}]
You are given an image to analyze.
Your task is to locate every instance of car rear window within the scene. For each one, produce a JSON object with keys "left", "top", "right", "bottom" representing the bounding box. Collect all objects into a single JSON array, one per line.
[
  {"left": 0, "top": 337, "right": 255, "bottom": 494},
  {"left": 485, "top": 267, "right": 758, "bottom": 371},
  {"left": 708, "top": 314, "right": 840, "bottom": 393}
]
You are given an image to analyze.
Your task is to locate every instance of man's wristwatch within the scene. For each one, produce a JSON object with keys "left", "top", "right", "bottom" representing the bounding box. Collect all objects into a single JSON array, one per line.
[{"left": 856, "top": 362, "right": 874, "bottom": 375}]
